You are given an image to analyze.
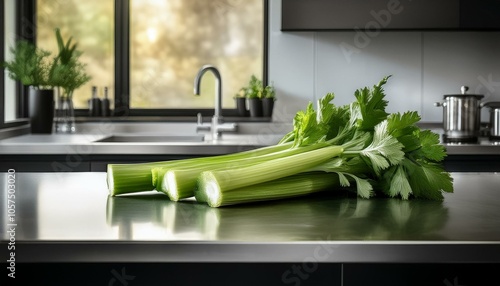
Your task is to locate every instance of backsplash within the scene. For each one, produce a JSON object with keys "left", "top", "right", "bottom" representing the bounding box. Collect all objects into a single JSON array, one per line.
[{"left": 268, "top": 0, "right": 500, "bottom": 123}]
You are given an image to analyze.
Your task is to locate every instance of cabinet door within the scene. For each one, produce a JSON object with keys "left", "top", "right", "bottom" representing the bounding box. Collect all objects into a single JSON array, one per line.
[{"left": 282, "top": 0, "right": 500, "bottom": 31}]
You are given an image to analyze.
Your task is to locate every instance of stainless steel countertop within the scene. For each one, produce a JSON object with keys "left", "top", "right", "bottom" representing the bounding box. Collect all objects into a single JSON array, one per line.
[
  {"left": 0, "top": 122, "right": 500, "bottom": 155},
  {"left": 1, "top": 172, "right": 499, "bottom": 263}
]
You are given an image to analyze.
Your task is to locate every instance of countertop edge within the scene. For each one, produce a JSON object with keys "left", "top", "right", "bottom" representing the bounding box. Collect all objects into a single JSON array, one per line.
[{"left": 7, "top": 241, "right": 500, "bottom": 263}]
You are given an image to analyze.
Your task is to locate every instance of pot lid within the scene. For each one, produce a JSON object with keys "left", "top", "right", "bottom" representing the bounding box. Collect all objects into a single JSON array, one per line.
[
  {"left": 482, "top": 101, "right": 500, "bottom": 109},
  {"left": 443, "top": 86, "right": 484, "bottom": 99}
]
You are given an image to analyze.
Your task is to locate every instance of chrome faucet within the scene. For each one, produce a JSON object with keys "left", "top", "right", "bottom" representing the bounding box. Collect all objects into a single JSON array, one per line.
[{"left": 194, "top": 65, "right": 237, "bottom": 139}]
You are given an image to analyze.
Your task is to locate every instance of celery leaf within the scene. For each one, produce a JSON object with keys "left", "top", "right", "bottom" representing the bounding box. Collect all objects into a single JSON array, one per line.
[
  {"left": 352, "top": 76, "right": 390, "bottom": 131},
  {"left": 412, "top": 130, "right": 447, "bottom": 162},
  {"left": 360, "top": 120, "right": 405, "bottom": 175}
]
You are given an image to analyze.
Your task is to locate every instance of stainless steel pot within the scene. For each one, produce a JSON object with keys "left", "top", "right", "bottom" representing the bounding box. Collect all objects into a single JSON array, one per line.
[
  {"left": 482, "top": 102, "right": 500, "bottom": 140},
  {"left": 434, "top": 86, "right": 484, "bottom": 142}
]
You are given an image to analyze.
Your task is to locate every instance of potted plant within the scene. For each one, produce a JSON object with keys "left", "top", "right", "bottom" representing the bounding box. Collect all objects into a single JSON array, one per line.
[
  {"left": 245, "top": 75, "right": 264, "bottom": 117},
  {"left": 51, "top": 28, "right": 91, "bottom": 133},
  {"left": 2, "top": 28, "right": 91, "bottom": 134},
  {"left": 262, "top": 83, "right": 276, "bottom": 118},
  {"left": 234, "top": 87, "right": 248, "bottom": 117},
  {"left": 3, "top": 40, "right": 57, "bottom": 133}
]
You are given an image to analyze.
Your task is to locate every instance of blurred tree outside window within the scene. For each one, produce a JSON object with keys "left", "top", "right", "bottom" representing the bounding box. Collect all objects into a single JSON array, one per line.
[
  {"left": 37, "top": 0, "right": 114, "bottom": 109},
  {"left": 130, "top": 0, "right": 263, "bottom": 109},
  {"left": 36, "top": 0, "right": 264, "bottom": 111}
]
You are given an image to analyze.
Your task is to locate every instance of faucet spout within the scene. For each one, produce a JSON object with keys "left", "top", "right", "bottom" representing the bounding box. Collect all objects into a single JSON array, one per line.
[{"left": 194, "top": 65, "right": 222, "bottom": 119}]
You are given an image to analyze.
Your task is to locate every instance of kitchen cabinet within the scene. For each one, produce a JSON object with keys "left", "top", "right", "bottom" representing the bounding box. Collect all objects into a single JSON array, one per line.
[
  {"left": 3, "top": 151, "right": 500, "bottom": 172},
  {"left": 282, "top": 0, "right": 500, "bottom": 31},
  {"left": 1, "top": 172, "right": 499, "bottom": 285}
]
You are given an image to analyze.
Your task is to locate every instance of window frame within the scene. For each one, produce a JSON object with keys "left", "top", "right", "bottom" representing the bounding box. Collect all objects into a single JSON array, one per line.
[
  {"left": 2, "top": 0, "right": 269, "bottom": 120},
  {"left": 0, "top": 0, "right": 4, "bottom": 126},
  {"left": 48, "top": 0, "right": 269, "bottom": 117},
  {"left": 0, "top": 0, "right": 31, "bottom": 128},
  {"left": 112, "top": 0, "right": 269, "bottom": 118}
]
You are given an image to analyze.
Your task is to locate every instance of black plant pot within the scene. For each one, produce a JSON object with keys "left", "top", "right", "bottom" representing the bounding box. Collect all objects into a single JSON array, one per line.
[
  {"left": 262, "top": 97, "right": 275, "bottom": 118},
  {"left": 235, "top": 97, "right": 248, "bottom": 117},
  {"left": 248, "top": 98, "right": 263, "bottom": 117},
  {"left": 29, "top": 87, "right": 55, "bottom": 134}
]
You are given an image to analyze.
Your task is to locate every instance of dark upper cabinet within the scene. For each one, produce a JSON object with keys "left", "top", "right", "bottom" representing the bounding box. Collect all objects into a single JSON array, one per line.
[{"left": 282, "top": 0, "right": 500, "bottom": 31}]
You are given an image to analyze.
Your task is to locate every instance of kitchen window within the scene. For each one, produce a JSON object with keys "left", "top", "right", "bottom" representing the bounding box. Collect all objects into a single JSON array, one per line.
[
  {"left": 36, "top": 0, "right": 114, "bottom": 110},
  {"left": 31, "top": 0, "right": 267, "bottom": 117}
]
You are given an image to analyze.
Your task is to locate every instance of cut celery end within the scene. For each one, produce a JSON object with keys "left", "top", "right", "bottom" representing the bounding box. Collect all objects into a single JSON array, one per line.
[
  {"left": 199, "top": 145, "right": 344, "bottom": 195},
  {"left": 201, "top": 172, "right": 340, "bottom": 207},
  {"left": 108, "top": 143, "right": 292, "bottom": 196},
  {"left": 160, "top": 143, "right": 321, "bottom": 201},
  {"left": 107, "top": 163, "right": 165, "bottom": 196},
  {"left": 153, "top": 143, "right": 294, "bottom": 194}
]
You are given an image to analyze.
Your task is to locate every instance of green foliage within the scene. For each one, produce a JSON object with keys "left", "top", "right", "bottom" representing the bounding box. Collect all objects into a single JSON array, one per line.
[
  {"left": 2, "top": 28, "right": 91, "bottom": 96},
  {"left": 2, "top": 41, "right": 54, "bottom": 88},
  {"left": 263, "top": 84, "right": 276, "bottom": 99},
  {"left": 51, "top": 28, "right": 91, "bottom": 98},
  {"left": 240, "top": 75, "right": 276, "bottom": 99},
  {"left": 287, "top": 76, "right": 453, "bottom": 201},
  {"left": 108, "top": 76, "right": 454, "bottom": 204},
  {"left": 351, "top": 76, "right": 390, "bottom": 131},
  {"left": 234, "top": 88, "right": 246, "bottom": 98},
  {"left": 55, "top": 28, "right": 78, "bottom": 65}
]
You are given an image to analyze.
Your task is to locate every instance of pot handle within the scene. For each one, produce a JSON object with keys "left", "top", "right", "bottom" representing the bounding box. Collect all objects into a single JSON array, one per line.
[{"left": 434, "top": 101, "right": 446, "bottom": 107}]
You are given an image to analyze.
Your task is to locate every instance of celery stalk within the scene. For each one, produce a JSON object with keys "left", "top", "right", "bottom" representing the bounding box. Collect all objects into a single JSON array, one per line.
[
  {"left": 162, "top": 142, "right": 333, "bottom": 201},
  {"left": 108, "top": 162, "right": 178, "bottom": 196},
  {"left": 198, "top": 172, "right": 340, "bottom": 207},
  {"left": 153, "top": 142, "right": 293, "bottom": 190},
  {"left": 198, "top": 145, "right": 344, "bottom": 204},
  {"left": 108, "top": 142, "right": 292, "bottom": 196}
]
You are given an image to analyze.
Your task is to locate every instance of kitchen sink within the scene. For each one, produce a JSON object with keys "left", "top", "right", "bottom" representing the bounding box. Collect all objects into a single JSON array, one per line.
[{"left": 94, "top": 135, "right": 205, "bottom": 143}]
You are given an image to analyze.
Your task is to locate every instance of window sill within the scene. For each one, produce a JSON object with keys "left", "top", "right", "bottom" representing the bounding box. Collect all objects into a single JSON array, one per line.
[{"left": 75, "top": 116, "right": 272, "bottom": 123}]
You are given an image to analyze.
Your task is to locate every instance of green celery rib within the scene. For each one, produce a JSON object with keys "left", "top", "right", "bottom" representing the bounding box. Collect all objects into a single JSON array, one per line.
[
  {"left": 162, "top": 142, "right": 334, "bottom": 201},
  {"left": 107, "top": 142, "right": 292, "bottom": 196},
  {"left": 198, "top": 145, "right": 344, "bottom": 205},
  {"left": 108, "top": 163, "right": 176, "bottom": 196},
  {"left": 154, "top": 142, "right": 293, "bottom": 189},
  {"left": 199, "top": 172, "right": 341, "bottom": 207}
]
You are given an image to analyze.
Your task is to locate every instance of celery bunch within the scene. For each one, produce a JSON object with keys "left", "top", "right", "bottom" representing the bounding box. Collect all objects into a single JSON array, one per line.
[{"left": 107, "top": 76, "right": 453, "bottom": 207}]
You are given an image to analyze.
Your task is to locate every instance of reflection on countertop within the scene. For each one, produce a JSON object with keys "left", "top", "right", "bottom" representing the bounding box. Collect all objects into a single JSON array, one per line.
[
  {"left": 1, "top": 172, "right": 499, "bottom": 263},
  {"left": 2, "top": 172, "right": 499, "bottom": 242},
  {"left": 106, "top": 193, "right": 450, "bottom": 242}
]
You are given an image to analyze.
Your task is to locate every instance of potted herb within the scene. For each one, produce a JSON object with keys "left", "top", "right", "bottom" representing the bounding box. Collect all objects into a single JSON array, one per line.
[
  {"left": 239, "top": 75, "right": 276, "bottom": 118},
  {"left": 234, "top": 88, "right": 248, "bottom": 117},
  {"left": 3, "top": 28, "right": 91, "bottom": 133},
  {"left": 262, "top": 83, "right": 276, "bottom": 118},
  {"left": 51, "top": 28, "right": 92, "bottom": 133},
  {"left": 3, "top": 40, "right": 57, "bottom": 133},
  {"left": 245, "top": 75, "right": 264, "bottom": 117}
]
